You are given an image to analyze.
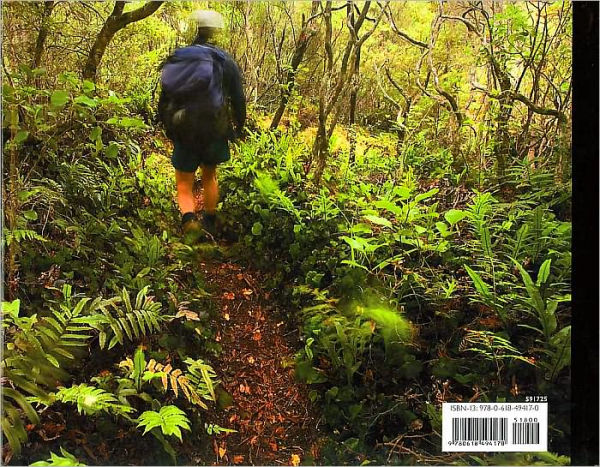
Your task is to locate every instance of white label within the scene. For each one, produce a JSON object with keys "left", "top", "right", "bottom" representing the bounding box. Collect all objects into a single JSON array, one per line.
[{"left": 442, "top": 403, "right": 548, "bottom": 452}]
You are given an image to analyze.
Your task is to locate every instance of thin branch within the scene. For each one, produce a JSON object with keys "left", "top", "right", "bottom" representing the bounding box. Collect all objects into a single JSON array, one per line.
[{"left": 383, "top": 2, "right": 427, "bottom": 49}]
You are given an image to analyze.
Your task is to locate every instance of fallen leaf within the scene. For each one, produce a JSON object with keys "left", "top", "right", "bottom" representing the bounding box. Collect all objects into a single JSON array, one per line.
[
  {"left": 291, "top": 454, "right": 301, "bottom": 466},
  {"left": 218, "top": 447, "right": 227, "bottom": 458},
  {"left": 223, "top": 292, "right": 235, "bottom": 300},
  {"left": 233, "top": 455, "right": 244, "bottom": 464},
  {"left": 242, "top": 288, "right": 253, "bottom": 296}
]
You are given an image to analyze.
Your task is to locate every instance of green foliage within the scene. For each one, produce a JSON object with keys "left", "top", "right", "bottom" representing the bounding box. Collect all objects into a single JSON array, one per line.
[
  {"left": 1, "top": 288, "right": 107, "bottom": 455},
  {"left": 205, "top": 423, "right": 237, "bottom": 435},
  {"left": 1, "top": 2, "right": 572, "bottom": 461},
  {"left": 137, "top": 406, "right": 191, "bottom": 441},
  {"left": 359, "top": 304, "right": 412, "bottom": 354},
  {"left": 478, "top": 452, "right": 570, "bottom": 466},
  {"left": 461, "top": 329, "right": 534, "bottom": 367},
  {"left": 184, "top": 358, "right": 218, "bottom": 403},
  {"left": 30, "top": 448, "right": 86, "bottom": 466},
  {"left": 97, "top": 286, "right": 164, "bottom": 350},
  {"left": 54, "top": 383, "right": 135, "bottom": 416}
]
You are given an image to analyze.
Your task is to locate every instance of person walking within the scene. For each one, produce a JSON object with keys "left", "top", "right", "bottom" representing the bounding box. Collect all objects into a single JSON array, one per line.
[{"left": 159, "top": 10, "right": 246, "bottom": 243}]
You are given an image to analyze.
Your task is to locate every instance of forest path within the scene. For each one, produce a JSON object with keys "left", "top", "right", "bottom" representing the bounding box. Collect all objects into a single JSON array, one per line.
[{"left": 190, "top": 192, "right": 322, "bottom": 465}]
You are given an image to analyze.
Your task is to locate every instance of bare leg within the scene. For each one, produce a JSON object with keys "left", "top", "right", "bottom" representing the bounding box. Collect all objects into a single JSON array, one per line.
[
  {"left": 175, "top": 170, "right": 196, "bottom": 214},
  {"left": 201, "top": 165, "right": 218, "bottom": 215}
]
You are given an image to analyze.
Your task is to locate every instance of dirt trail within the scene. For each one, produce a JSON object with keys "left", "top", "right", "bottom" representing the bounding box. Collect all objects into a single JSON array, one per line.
[{"left": 193, "top": 255, "right": 322, "bottom": 465}]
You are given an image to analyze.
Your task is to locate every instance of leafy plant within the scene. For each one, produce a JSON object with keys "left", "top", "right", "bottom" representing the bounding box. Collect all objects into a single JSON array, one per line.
[
  {"left": 118, "top": 351, "right": 218, "bottom": 409},
  {"left": 461, "top": 329, "right": 535, "bottom": 380},
  {"left": 97, "top": 286, "right": 164, "bottom": 349},
  {"left": 30, "top": 448, "right": 86, "bottom": 466},
  {"left": 137, "top": 405, "right": 191, "bottom": 441},
  {"left": 205, "top": 423, "right": 237, "bottom": 435},
  {"left": 1, "top": 289, "right": 106, "bottom": 455},
  {"left": 54, "top": 383, "right": 135, "bottom": 416}
]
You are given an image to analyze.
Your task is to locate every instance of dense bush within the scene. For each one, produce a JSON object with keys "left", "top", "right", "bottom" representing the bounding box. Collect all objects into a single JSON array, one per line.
[
  {"left": 2, "top": 73, "right": 219, "bottom": 464},
  {"left": 218, "top": 128, "right": 571, "bottom": 460}
]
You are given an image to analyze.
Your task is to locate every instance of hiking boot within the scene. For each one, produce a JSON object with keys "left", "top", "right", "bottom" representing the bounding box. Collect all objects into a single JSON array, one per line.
[
  {"left": 182, "top": 214, "right": 204, "bottom": 245},
  {"left": 201, "top": 212, "right": 218, "bottom": 240}
]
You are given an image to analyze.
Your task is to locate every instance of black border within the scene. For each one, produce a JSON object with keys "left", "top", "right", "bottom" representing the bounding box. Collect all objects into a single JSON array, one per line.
[{"left": 571, "top": 2, "right": 599, "bottom": 466}]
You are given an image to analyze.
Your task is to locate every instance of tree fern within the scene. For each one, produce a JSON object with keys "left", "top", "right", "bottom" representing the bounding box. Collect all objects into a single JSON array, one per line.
[
  {"left": 137, "top": 405, "right": 191, "bottom": 441},
  {"left": 54, "top": 383, "right": 135, "bottom": 416}
]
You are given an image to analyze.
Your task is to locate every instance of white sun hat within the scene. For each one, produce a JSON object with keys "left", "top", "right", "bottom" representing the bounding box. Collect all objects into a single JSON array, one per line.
[{"left": 190, "top": 10, "right": 225, "bottom": 29}]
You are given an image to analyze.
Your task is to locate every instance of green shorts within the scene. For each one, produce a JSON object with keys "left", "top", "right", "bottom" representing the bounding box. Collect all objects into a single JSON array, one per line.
[{"left": 171, "top": 139, "right": 231, "bottom": 172}]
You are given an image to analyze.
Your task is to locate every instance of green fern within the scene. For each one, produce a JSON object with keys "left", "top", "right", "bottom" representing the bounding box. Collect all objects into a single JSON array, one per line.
[
  {"left": 98, "top": 286, "right": 163, "bottom": 349},
  {"left": 137, "top": 405, "right": 191, "bottom": 441},
  {"left": 1, "top": 289, "right": 104, "bottom": 455},
  {"left": 184, "top": 358, "right": 217, "bottom": 403},
  {"left": 1, "top": 286, "right": 160, "bottom": 454},
  {"left": 2, "top": 388, "right": 39, "bottom": 457},
  {"left": 3, "top": 227, "right": 47, "bottom": 246},
  {"left": 142, "top": 357, "right": 216, "bottom": 409},
  {"left": 54, "top": 383, "right": 135, "bottom": 416},
  {"left": 30, "top": 447, "right": 86, "bottom": 466}
]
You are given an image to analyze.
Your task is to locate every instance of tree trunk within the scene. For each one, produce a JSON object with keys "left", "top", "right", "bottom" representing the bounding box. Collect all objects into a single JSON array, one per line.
[
  {"left": 311, "top": 90, "right": 329, "bottom": 183},
  {"left": 31, "top": 1, "right": 55, "bottom": 70},
  {"left": 494, "top": 96, "right": 514, "bottom": 190},
  {"left": 4, "top": 107, "right": 19, "bottom": 300},
  {"left": 270, "top": 3, "right": 319, "bottom": 130},
  {"left": 83, "top": 1, "right": 164, "bottom": 82},
  {"left": 348, "top": 41, "right": 361, "bottom": 163}
]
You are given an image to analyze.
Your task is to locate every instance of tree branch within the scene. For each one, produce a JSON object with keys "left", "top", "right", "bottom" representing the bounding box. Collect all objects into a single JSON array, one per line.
[
  {"left": 121, "top": 1, "right": 164, "bottom": 25},
  {"left": 383, "top": 3, "right": 427, "bottom": 49}
]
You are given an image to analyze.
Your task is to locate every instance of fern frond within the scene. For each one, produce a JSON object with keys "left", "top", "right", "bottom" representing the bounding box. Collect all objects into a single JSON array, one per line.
[
  {"left": 143, "top": 359, "right": 207, "bottom": 408},
  {"left": 30, "top": 447, "right": 86, "bottom": 466},
  {"left": 137, "top": 405, "right": 191, "bottom": 441},
  {"left": 54, "top": 383, "right": 135, "bottom": 416},
  {"left": 98, "top": 287, "right": 163, "bottom": 349},
  {"left": 185, "top": 358, "right": 218, "bottom": 402},
  {"left": 3, "top": 228, "right": 47, "bottom": 246}
]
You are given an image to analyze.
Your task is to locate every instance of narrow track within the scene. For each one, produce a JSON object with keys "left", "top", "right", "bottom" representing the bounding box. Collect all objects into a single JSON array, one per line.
[{"left": 196, "top": 257, "right": 322, "bottom": 465}]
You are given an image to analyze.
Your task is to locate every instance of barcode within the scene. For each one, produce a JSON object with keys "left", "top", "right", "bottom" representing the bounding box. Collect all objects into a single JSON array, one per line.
[
  {"left": 442, "top": 403, "right": 548, "bottom": 452},
  {"left": 452, "top": 417, "right": 508, "bottom": 442},
  {"left": 513, "top": 422, "right": 539, "bottom": 444}
]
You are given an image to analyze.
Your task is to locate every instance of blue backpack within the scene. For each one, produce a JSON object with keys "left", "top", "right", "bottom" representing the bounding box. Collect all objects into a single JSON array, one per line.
[{"left": 158, "top": 45, "right": 229, "bottom": 145}]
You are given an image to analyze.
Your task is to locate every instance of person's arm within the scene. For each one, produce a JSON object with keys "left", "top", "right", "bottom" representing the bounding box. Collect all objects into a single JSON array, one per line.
[{"left": 223, "top": 55, "right": 246, "bottom": 135}]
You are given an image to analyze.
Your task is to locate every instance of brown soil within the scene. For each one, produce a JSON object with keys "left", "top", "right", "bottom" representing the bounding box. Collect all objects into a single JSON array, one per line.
[{"left": 196, "top": 258, "right": 323, "bottom": 466}]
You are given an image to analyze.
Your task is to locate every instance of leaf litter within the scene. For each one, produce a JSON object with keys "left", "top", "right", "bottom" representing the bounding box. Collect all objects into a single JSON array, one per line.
[{"left": 197, "top": 258, "right": 322, "bottom": 465}]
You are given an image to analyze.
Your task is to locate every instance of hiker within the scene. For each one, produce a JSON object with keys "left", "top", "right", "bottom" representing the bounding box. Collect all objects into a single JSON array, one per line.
[{"left": 158, "top": 10, "right": 246, "bottom": 243}]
